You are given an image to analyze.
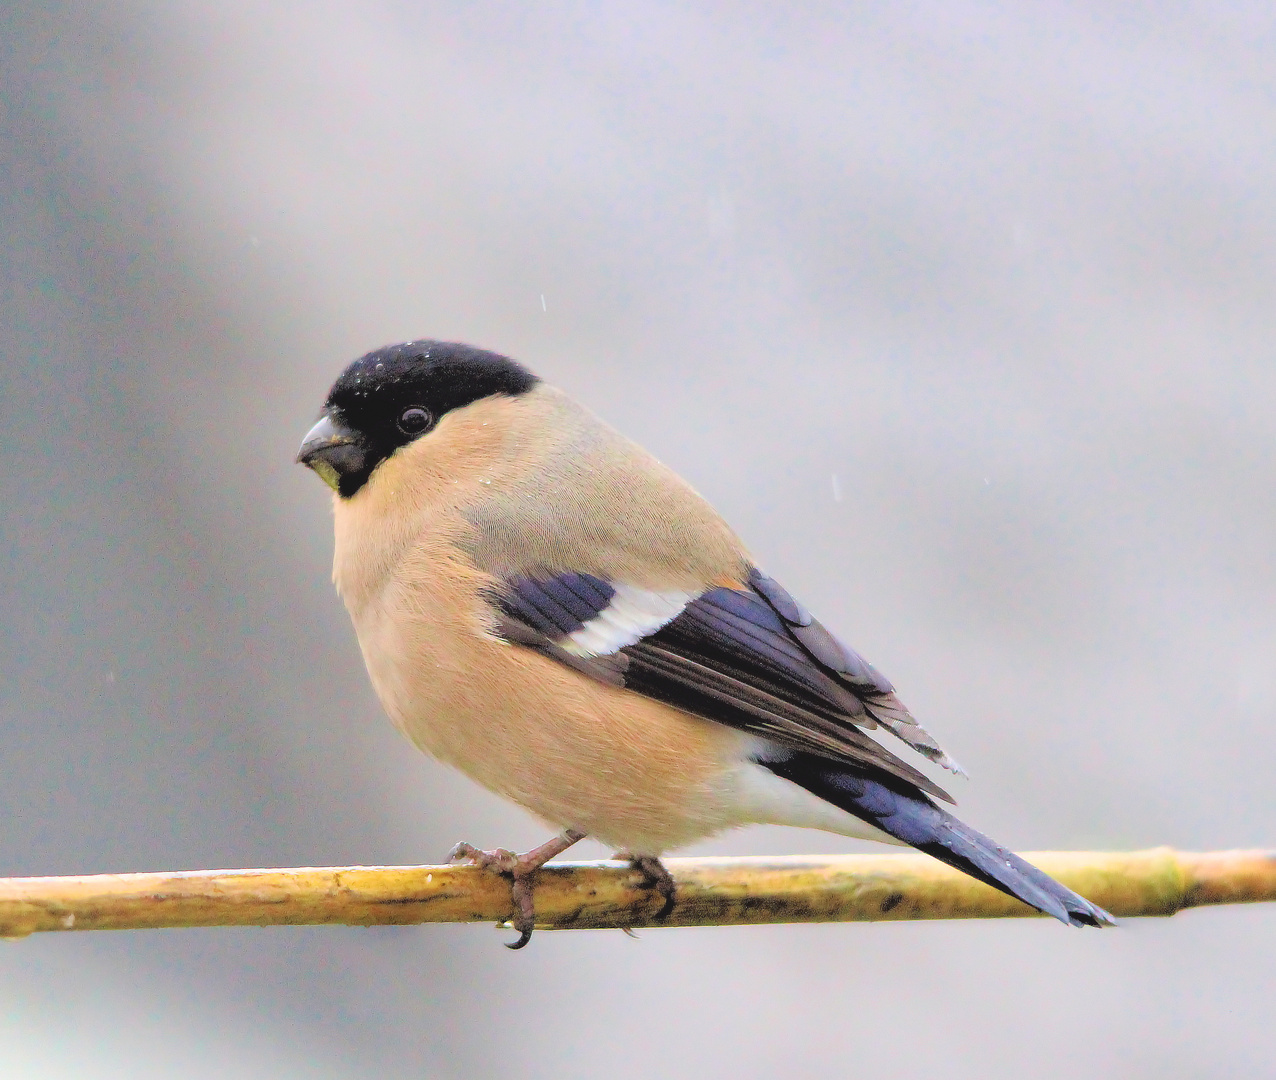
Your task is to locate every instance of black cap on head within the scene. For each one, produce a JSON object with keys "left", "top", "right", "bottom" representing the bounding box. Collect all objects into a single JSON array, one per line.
[{"left": 297, "top": 340, "right": 539, "bottom": 497}]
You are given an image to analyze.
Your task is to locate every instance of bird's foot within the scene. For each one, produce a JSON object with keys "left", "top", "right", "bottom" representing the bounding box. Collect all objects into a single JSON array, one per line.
[
  {"left": 614, "top": 852, "right": 677, "bottom": 921},
  {"left": 448, "top": 829, "right": 586, "bottom": 949}
]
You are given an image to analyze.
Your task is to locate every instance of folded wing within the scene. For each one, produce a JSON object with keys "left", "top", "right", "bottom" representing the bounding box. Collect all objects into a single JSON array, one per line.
[{"left": 487, "top": 567, "right": 960, "bottom": 803}]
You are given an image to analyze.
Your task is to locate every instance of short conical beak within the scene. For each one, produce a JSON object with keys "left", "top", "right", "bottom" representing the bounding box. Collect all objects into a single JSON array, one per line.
[{"left": 296, "top": 414, "right": 365, "bottom": 492}]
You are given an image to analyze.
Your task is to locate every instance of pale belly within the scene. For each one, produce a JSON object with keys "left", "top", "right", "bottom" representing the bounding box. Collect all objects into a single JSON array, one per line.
[
  {"left": 347, "top": 566, "right": 762, "bottom": 854},
  {"left": 335, "top": 512, "right": 899, "bottom": 853}
]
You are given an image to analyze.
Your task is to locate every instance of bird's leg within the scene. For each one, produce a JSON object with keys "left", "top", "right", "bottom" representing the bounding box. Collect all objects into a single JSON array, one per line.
[
  {"left": 448, "top": 828, "right": 586, "bottom": 949},
  {"left": 613, "top": 852, "right": 678, "bottom": 921}
]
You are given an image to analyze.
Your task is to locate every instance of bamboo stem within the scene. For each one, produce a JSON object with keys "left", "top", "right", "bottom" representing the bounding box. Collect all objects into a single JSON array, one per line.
[{"left": 0, "top": 848, "right": 1271, "bottom": 940}]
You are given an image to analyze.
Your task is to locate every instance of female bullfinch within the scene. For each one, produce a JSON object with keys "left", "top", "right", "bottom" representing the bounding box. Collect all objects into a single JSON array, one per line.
[{"left": 298, "top": 340, "right": 1114, "bottom": 947}]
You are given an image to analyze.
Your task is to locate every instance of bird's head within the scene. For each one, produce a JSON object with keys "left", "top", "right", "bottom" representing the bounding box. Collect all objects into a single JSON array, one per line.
[{"left": 296, "top": 340, "right": 539, "bottom": 498}]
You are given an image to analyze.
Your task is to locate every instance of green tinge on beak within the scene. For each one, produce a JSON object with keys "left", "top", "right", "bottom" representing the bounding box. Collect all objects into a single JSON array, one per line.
[{"left": 297, "top": 414, "right": 364, "bottom": 492}]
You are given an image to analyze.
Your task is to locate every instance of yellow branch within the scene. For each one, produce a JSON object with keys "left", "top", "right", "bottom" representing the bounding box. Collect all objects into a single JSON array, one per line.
[{"left": 0, "top": 848, "right": 1272, "bottom": 939}]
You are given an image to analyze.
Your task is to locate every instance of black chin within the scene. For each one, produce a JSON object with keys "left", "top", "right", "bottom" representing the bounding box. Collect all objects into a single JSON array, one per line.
[{"left": 297, "top": 415, "right": 383, "bottom": 497}]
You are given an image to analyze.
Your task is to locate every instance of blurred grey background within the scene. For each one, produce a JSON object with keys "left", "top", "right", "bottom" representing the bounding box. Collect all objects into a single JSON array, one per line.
[{"left": 3, "top": 2, "right": 1274, "bottom": 1076}]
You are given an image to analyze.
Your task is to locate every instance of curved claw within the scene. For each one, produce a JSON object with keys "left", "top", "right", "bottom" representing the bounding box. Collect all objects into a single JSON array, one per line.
[
  {"left": 446, "top": 829, "right": 586, "bottom": 950},
  {"left": 505, "top": 928, "right": 534, "bottom": 950}
]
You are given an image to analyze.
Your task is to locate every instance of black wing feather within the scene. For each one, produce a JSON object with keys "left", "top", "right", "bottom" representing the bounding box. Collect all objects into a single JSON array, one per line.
[
  {"left": 746, "top": 569, "right": 960, "bottom": 771},
  {"left": 622, "top": 639, "right": 951, "bottom": 801},
  {"left": 487, "top": 573, "right": 626, "bottom": 686},
  {"left": 664, "top": 591, "right": 869, "bottom": 719},
  {"left": 490, "top": 572, "right": 615, "bottom": 637}
]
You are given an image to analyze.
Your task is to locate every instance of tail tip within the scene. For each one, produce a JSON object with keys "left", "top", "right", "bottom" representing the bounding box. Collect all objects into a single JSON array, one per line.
[{"left": 1063, "top": 900, "right": 1118, "bottom": 928}]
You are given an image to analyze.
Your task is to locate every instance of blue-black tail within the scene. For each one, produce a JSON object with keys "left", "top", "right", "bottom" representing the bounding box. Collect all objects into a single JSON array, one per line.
[{"left": 762, "top": 753, "right": 1115, "bottom": 927}]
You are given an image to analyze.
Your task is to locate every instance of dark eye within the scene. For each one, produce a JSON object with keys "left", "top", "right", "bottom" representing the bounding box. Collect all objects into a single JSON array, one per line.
[{"left": 396, "top": 406, "right": 433, "bottom": 436}]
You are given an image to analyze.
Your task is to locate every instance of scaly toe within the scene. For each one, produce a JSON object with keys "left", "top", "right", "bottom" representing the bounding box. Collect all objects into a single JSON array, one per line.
[
  {"left": 629, "top": 855, "right": 677, "bottom": 920},
  {"left": 447, "top": 841, "right": 480, "bottom": 863},
  {"left": 447, "top": 842, "right": 519, "bottom": 874}
]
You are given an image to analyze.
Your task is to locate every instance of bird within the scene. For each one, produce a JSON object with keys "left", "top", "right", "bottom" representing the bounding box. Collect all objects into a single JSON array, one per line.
[{"left": 297, "top": 339, "right": 1115, "bottom": 947}]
